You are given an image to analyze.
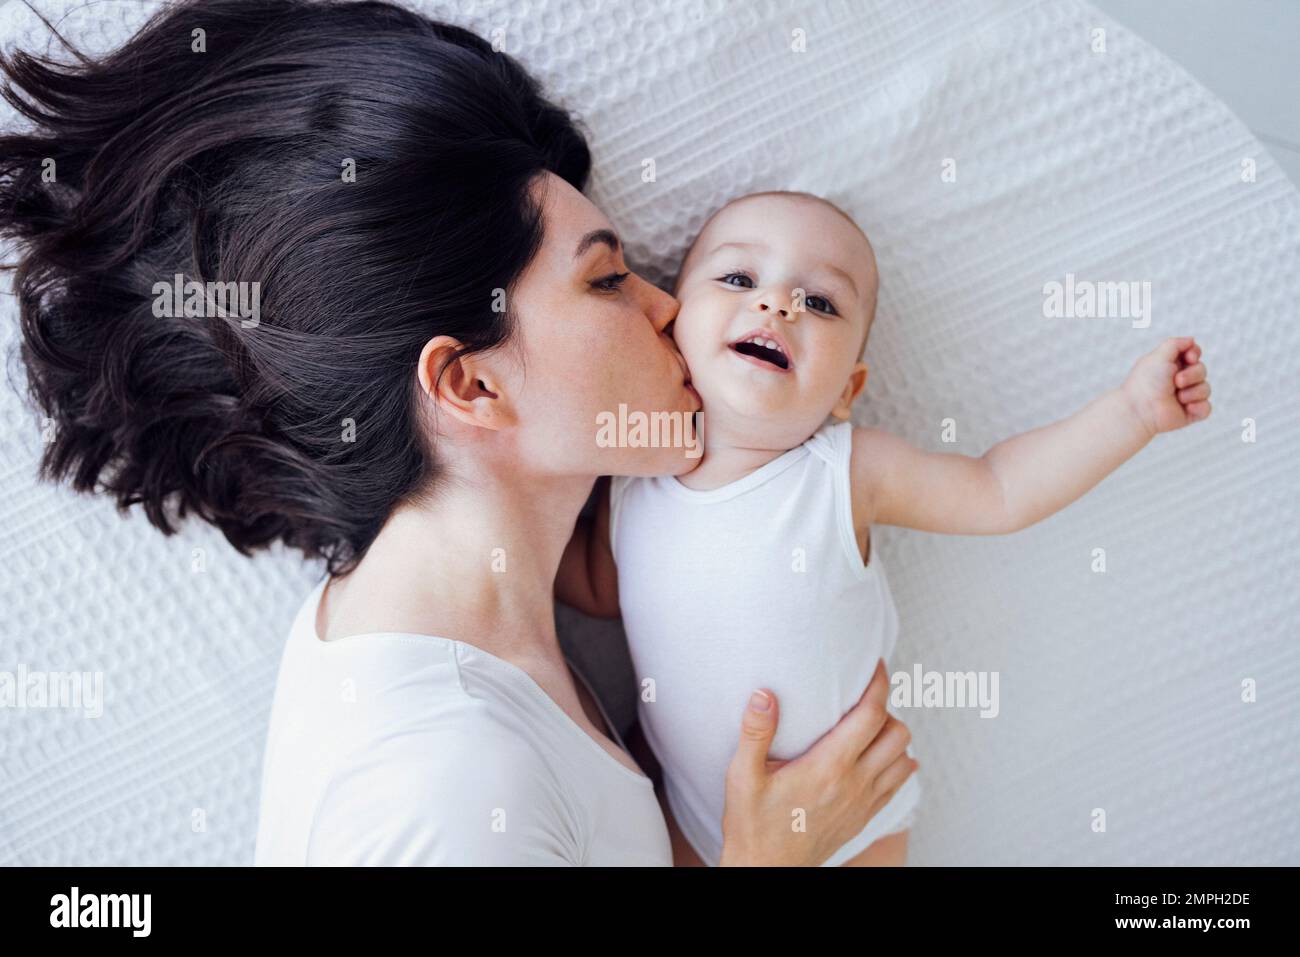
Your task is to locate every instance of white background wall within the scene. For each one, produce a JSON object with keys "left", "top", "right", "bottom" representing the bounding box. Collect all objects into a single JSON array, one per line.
[{"left": 1092, "top": 0, "right": 1300, "bottom": 187}]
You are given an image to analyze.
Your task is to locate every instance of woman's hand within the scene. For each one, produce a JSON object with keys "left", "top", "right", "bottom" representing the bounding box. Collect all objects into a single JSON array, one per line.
[
  {"left": 718, "top": 659, "right": 917, "bottom": 866},
  {"left": 1122, "top": 336, "right": 1212, "bottom": 436}
]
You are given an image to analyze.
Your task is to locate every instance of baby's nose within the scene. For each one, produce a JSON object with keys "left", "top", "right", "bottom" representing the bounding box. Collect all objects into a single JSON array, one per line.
[{"left": 757, "top": 300, "right": 792, "bottom": 320}]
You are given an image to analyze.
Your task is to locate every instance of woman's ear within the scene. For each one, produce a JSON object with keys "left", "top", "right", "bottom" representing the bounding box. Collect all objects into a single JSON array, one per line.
[
  {"left": 417, "top": 335, "right": 515, "bottom": 431},
  {"left": 831, "top": 360, "right": 869, "bottom": 421}
]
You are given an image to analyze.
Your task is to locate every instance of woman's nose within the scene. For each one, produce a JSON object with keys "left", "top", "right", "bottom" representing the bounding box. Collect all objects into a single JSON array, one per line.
[{"left": 643, "top": 280, "right": 680, "bottom": 336}]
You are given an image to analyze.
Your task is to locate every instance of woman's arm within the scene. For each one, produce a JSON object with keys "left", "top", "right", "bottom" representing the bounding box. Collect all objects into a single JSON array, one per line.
[
  {"left": 855, "top": 337, "right": 1211, "bottom": 535},
  {"left": 555, "top": 477, "right": 621, "bottom": 618}
]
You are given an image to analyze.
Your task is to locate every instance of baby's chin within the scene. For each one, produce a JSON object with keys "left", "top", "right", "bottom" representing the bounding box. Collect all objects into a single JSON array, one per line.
[{"left": 696, "top": 388, "right": 829, "bottom": 448}]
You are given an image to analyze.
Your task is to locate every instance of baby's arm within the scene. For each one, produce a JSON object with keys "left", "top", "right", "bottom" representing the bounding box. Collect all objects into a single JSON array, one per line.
[
  {"left": 555, "top": 476, "right": 621, "bottom": 618},
  {"left": 853, "top": 337, "right": 1211, "bottom": 535}
]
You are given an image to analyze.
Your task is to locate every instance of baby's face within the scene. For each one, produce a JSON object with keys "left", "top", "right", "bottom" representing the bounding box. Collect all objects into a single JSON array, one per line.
[{"left": 671, "top": 194, "right": 879, "bottom": 449}]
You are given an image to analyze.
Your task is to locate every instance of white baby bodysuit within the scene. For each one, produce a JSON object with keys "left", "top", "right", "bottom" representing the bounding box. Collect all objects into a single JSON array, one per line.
[{"left": 611, "top": 418, "right": 921, "bottom": 866}]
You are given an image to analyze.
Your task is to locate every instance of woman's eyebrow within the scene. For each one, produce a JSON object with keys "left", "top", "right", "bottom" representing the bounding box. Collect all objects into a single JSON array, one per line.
[{"left": 574, "top": 228, "right": 620, "bottom": 260}]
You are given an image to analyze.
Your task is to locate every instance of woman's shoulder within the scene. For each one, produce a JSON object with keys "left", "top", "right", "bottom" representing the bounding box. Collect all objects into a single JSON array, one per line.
[
  {"left": 304, "top": 690, "right": 584, "bottom": 865},
  {"left": 261, "top": 618, "right": 590, "bottom": 864},
  {"left": 329, "top": 707, "right": 570, "bottom": 803},
  {"left": 309, "top": 636, "right": 575, "bottom": 776}
]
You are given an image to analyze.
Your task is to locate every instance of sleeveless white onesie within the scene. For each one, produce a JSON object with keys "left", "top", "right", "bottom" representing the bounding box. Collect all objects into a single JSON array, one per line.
[{"left": 610, "top": 419, "right": 921, "bottom": 866}]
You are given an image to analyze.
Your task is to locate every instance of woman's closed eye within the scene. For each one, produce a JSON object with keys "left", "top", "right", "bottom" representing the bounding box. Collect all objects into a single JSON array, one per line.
[
  {"left": 717, "top": 270, "right": 838, "bottom": 315},
  {"left": 591, "top": 271, "right": 630, "bottom": 292}
]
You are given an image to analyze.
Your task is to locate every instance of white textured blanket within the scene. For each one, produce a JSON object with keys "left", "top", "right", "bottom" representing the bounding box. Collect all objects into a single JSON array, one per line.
[{"left": 1, "top": 0, "right": 1296, "bottom": 865}]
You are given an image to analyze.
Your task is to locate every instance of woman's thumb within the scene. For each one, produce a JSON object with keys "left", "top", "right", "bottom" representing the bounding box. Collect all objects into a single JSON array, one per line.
[{"left": 733, "top": 689, "right": 778, "bottom": 778}]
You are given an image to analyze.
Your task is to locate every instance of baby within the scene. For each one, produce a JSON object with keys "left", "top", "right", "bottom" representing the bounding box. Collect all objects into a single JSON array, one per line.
[{"left": 558, "top": 190, "right": 1212, "bottom": 866}]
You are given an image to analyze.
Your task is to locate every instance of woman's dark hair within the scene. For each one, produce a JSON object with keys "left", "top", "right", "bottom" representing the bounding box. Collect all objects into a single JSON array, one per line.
[{"left": 0, "top": 0, "right": 591, "bottom": 574}]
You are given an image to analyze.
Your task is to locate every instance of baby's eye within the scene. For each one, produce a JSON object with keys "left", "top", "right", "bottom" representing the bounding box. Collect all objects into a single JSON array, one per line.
[
  {"left": 805, "top": 294, "right": 838, "bottom": 316},
  {"left": 718, "top": 272, "right": 754, "bottom": 288}
]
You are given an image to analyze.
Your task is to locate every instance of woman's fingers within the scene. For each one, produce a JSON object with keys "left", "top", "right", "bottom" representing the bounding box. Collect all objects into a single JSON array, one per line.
[
  {"left": 850, "top": 752, "right": 916, "bottom": 837},
  {"left": 813, "top": 660, "right": 892, "bottom": 767},
  {"left": 855, "top": 713, "right": 912, "bottom": 779},
  {"left": 865, "top": 782, "right": 903, "bottom": 821},
  {"left": 858, "top": 658, "right": 889, "bottom": 710},
  {"left": 726, "top": 688, "right": 781, "bottom": 786},
  {"left": 1177, "top": 382, "right": 1210, "bottom": 403},
  {"left": 863, "top": 749, "right": 916, "bottom": 802}
]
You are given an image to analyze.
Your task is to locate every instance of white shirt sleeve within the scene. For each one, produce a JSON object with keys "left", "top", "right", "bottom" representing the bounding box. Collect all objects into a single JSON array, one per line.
[{"left": 304, "top": 725, "right": 585, "bottom": 866}]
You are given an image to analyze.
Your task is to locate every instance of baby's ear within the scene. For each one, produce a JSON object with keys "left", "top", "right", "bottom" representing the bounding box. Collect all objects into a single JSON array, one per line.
[{"left": 831, "top": 361, "right": 869, "bottom": 420}]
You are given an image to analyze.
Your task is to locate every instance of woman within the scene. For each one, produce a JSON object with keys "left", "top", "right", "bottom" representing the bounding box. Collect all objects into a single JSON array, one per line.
[{"left": 0, "top": 0, "right": 917, "bottom": 865}]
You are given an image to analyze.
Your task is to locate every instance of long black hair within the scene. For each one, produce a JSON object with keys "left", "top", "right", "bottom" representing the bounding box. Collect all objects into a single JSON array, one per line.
[{"left": 0, "top": 0, "right": 592, "bottom": 574}]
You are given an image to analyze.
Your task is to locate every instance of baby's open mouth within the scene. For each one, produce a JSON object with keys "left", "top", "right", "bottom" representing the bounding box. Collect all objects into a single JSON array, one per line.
[{"left": 730, "top": 334, "right": 790, "bottom": 371}]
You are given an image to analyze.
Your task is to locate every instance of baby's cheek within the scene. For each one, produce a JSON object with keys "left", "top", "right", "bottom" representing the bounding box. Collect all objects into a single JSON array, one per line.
[{"left": 675, "top": 325, "right": 711, "bottom": 369}]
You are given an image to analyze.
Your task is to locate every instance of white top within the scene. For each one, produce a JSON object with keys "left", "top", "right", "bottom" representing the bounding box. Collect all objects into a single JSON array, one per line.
[
  {"left": 611, "top": 419, "right": 922, "bottom": 867},
  {"left": 254, "top": 577, "right": 672, "bottom": 866}
]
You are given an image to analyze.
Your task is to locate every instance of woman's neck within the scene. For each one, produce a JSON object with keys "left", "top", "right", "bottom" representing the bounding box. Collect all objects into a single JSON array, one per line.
[{"left": 321, "top": 467, "right": 592, "bottom": 665}]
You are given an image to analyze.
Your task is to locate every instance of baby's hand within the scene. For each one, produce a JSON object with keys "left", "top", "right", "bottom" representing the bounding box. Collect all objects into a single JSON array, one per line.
[{"left": 1121, "top": 337, "right": 1212, "bottom": 437}]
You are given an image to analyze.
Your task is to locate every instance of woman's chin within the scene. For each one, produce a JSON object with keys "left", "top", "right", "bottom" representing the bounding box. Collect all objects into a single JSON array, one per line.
[
  {"left": 592, "top": 397, "right": 704, "bottom": 475},
  {"left": 605, "top": 445, "right": 703, "bottom": 477},
  {"left": 664, "top": 449, "right": 703, "bottom": 476}
]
